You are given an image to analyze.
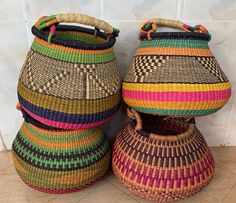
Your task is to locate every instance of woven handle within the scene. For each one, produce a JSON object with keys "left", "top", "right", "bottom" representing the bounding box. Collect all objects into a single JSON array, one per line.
[
  {"left": 127, "top": 108, "right": 143, "bottom": 131},
  {"left": 36, "top": 13, "right": 119, "bottom": 35},
  {"left": 141, "top": 18, "right": 209, "bottom": 40},
  {"left": 127, "top": 108, "right": 195, "bottom": 141}
]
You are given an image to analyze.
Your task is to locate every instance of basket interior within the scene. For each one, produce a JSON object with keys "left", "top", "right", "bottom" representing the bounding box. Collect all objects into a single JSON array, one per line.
[
  {"left": 134, "top": 113, "right": 189, "bottom": 136},
  {"left": 55, "top": 30, "right": 106, "bottom": 44}
]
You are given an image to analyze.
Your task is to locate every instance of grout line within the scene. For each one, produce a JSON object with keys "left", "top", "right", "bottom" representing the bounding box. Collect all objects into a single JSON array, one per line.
[
  {"left": 221, "top": 182, "right": 236, "bottom": 203},
  {"left": 176, "top": 0, "right": 182, "bottom": 20},
  {"left": 0, "top": 131, "right": 7, "bottom": 151},
  {"left": 104, "top": 179, "right": 139, "bottom": 202},
  {"left": 100, "top": 0, "right": 104, "bottom": 19},
  {"left": 20, "top": 0, "right": 31, "bottom": 47}
]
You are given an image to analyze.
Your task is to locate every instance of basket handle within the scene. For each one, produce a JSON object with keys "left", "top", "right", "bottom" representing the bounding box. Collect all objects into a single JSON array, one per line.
[
  {"left": 140, "top": 18, "right": 210, "bottom": 40},
  {"left": 35, "top": 13, "right": 119, "bottom": 35},
  {"left": 127, "top": 108, "right": 143, "bottom": 131}
]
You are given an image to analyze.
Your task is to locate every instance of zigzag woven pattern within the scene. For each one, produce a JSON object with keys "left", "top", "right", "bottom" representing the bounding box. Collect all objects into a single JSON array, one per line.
[
  {"left": 18, "top": 24, "right": 121, "bottom": 128},
  {"left": 112, "top": 115, "right": 215, "bottom": 202},
  {"left": 12, "top": 121, "right": 111, "bottom": 193},
  {"left": 123, "top": 35, "right": 231, "bottom": 117}
]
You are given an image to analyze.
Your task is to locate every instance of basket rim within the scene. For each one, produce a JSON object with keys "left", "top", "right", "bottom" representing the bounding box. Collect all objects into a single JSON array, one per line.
[
  {"left": 31, "top": 24, "right": 116, "bottom": 50},
  {"left": 129, "top": 118, "right": 195, "bottom": 141},
  {"left": 139, "top": 31, "right": 211, "bottom": 41}
]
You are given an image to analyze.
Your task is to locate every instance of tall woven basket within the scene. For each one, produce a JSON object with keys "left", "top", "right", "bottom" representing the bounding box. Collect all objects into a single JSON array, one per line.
[
  {"left": 112, "top": 109, "right": 215, "bottom": 202},
  {"left": 18, "top": 13, "right": 121, "bottom": 129},
  {"left": 123, "top": 18, "right": 231, "bottom": 117},
  {"left": 12, "top": 113, "right": 111, "bottom": 194}
]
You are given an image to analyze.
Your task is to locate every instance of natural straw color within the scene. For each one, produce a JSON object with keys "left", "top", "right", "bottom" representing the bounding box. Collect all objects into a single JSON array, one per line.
[
  {"left": 112, "top": 109, "right": 215, "bottom": 202},
  {"left": 18, "top": 13, "right": 121, "bottom": 129},
  {"left": 123, "top": 19, "right": 231, "bottom": 117},
  {"left": 56, "top": 13, "right": 114, "bottom": 33}
]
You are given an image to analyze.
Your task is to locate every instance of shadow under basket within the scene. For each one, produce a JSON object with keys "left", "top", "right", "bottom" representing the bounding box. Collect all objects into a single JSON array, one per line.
[
  {"left": 112, "top": 109, "right": 215, "bottom": 202},
  {"left": 12, "top": 116, "right": 111, "bottom": 194}
]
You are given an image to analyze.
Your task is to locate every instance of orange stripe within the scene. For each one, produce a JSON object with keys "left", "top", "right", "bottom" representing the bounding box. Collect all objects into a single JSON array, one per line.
[
  {"left": 21, "top": 124, "right": 101, "bottom": 149},
  {"left": 124, "top": 98, "right": 229, "bottom": 110},
  {"left": 135, "top": 47, "right": 213, "bottom": 56},
  {"left": 35, "top": 37, "right": 113, "bottom": 54}
]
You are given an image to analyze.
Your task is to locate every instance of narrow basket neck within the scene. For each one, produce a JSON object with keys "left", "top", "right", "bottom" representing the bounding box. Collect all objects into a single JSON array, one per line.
[{"left": 129, "top": 116, "right": 195, "bottom": 141}]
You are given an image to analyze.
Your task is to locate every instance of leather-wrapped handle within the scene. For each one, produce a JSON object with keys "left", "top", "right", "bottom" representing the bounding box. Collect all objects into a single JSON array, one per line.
[
  {"left": 141, "top": 18, "right": 209, "bottom": 34},
  {"left": 36, "top": 13, "right": 119, "bottom": 35}
]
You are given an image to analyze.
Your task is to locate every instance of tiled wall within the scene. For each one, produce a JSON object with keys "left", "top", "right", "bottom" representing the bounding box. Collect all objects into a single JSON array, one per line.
[{"left": 0, "top": 0, "right": 236, "bottom": 150}]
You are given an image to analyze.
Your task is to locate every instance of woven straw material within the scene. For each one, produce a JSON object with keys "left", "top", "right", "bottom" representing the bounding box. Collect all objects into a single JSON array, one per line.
[
  {"left": 12, "top": 121, "right": 111, "bottom": 194},
  {"left": 112, "top": 114, "right": 215, "bottom": 202},
  {"left": 18, "top": 26, "right": 121, "bottom": 129},
  {"left": 123, "top": 34, "right": 231, "bottom": 117}
]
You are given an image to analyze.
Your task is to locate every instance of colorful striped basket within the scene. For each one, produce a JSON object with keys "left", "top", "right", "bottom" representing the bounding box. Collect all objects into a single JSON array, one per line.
[
  {"left": 18, "top": 13, "right": 121, "bottom": 129},
  {"left": 12, "top": 114, "right": 111, "bottom": 194},
  {"left": 123, "top": 18, "right": 231, "bottom": 117},
  {"left": 112, "top": 109, "right": 215, "bottom": 202}
]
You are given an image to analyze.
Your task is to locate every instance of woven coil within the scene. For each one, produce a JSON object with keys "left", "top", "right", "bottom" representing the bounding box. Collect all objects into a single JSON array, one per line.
[
  {"left": 18, "top": 14, "right": 121, "bottom": 129},
  {"left": 12, "top": 120, "right": 111, "bottom": 194},
  {"left": 112, "top": 109, "right": 215, "bottom": 202},
  {"left": 123, "top": 19, "right": 231, "bottom": 117}
]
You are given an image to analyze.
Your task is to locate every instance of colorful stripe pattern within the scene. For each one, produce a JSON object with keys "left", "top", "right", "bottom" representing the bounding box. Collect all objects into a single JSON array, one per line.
[
  {"left": 12, "top": 121, "right": 111, "bottom": 193},
  {"left": 123, "top": 82, "right": 231, "bottom": 116},
  {"left": 18, "top": 25, "right": 121, "bottom": 128},
  {"left": 18, "top": 82, "right": 121, "bottom": 129},
  {"left": 112, "top": 116, "right": 215, "bottom": 202},
  {"left": 123, "top": 36, "right": 231, "bottom": 117}
]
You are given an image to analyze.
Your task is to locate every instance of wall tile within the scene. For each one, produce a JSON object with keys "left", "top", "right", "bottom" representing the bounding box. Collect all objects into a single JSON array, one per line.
[
  {"left": 1, "top": 1, "right": 236, "bottom": 150},
  {"left": 101, "top": 22, "right": 140, "bottom": 140},
  {"left": 180, "top": 0, "right": 236, "bottom": 21},
  {"left": 0, "top": 0, "right": 25, "bottom": 21},
  {"left": 103, "top": 0, "right": 178, "bottom": 21},
  {"left": 0, "top": 22, "right": 29, "bottom": 150},
  {"left": 23, "top": 0, "right": 101, "bottom": 21},
  {"left": 192, "top": 22, "right": 236, "bottom": 146}
]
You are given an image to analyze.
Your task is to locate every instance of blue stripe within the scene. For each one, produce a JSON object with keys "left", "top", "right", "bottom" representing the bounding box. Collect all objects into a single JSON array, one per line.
[{"left": 18, "top": 93, "right": 121, "bottom": 124}]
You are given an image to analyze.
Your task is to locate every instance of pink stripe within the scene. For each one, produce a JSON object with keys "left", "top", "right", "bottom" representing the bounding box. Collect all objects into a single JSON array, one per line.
[
  {"left": 123, "top": 88, "right": 231, "bottom": 102},
  {"left": 22, "top": 106, "right": 112, "bottom": 129}
]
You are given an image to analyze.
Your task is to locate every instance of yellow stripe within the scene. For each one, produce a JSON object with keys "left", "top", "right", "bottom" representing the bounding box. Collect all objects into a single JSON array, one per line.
[
  {"left": 123, "top": 82, "right": 231, "bottom": 92},
  {"left": 124, "top": 98, "right": 229, "bottom": 110}
]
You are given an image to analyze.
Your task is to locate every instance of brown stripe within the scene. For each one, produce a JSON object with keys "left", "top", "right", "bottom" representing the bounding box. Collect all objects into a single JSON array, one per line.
[{"left": 18, "top": 81, "right": 121, "bottom": 114}]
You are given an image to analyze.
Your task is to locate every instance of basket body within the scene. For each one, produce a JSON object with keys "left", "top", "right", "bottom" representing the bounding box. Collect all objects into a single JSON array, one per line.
[
  {"left": 123, "top": 32, "right": 231, "bottom": 117},
  {"left": 18, "top": 25, "right": 121, "bottom": 129},
  {"left": 112, "top": 115, "right": 215, "bottom": 202},
  {"left": 12, "top": 121, "right": 110, "bottom": 194}
]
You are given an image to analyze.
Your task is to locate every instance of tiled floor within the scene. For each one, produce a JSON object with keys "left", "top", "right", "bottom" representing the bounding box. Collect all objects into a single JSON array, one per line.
[{"left": 1, "top": 147, "right": 236, "bottom": 203}]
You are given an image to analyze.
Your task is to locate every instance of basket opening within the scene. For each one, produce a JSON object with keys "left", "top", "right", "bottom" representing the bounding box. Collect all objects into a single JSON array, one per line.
[
  {"left": 32, "top": 25, "right": 116, "bottom": 50},
  {"left": 132, "top": 113, "right": 189, "bottom": 136},
  {"left": 51, "top": 31, "right": 106, "bottom": 44}
]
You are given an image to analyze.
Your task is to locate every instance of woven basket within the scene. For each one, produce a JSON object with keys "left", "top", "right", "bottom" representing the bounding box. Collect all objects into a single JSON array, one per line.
[
  {"left": 112, "top": 109, "right": 215, "bottom": 202},
  {"left": 18, "top": 13, "right": 121, "bottom": 129},
  {"left": 123, "top": 18, "right": 231, "bottom": 117},
  {"left": 12, "top": 114, "right": 111, "bottom": 194}
]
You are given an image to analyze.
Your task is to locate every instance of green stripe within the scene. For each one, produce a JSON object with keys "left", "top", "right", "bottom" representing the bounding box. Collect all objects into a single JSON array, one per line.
[
  {"left": 25, "top": 122, "right": 97, "bottom": 142},
  {"left": 18, "top": 128, "right": 104, "bottom": 154},
  {"left": 13, "top": 136, "right": 109, "bottom": 169},
  {"left": 32, "top": 40, "right": 115, "bottom": 63},
  {"left": 140, "top": 39, "right": 209, "bottom": 49},
  {"left": 14, "top": 152, "right": 110, "bottom": 189},
  {"left": 133, "top": 106, "right": 220, "bottom": 115},
  {"left": 56, "top": 32, "right": 103, "bottom": 44}
]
